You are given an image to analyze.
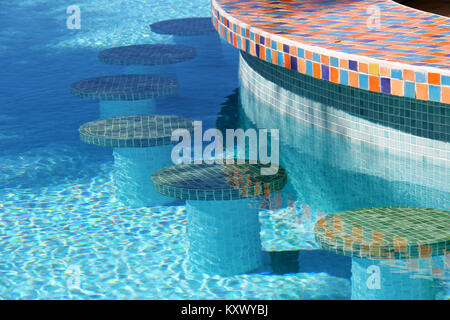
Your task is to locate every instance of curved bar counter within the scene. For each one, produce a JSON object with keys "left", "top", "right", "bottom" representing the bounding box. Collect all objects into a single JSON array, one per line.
[
  {"left": 212, "top": 0, "right": 450, "bottom": 167},
  {"left": 211, "top": 0, "right": 450, "bottom": 104},
  {"left": 211, "top": 1, "right": 450, "bottom": 297}
]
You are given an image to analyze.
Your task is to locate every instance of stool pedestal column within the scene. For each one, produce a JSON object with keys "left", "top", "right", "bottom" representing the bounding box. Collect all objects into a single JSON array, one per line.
[
  {"left": 113, "top": 145, "right": 175, "bottom": 207},
  {"left": 186, "top": 198, "right": 263, "bottom": 276},
  {"left": 123, "top": 65, "right": 177, "bottom": 79},
  {"left": 99, "top": 100, "right": 157, "bottom": 119},
  {"left": 351, "top": 257, "right": 436, "bottom": 300}
]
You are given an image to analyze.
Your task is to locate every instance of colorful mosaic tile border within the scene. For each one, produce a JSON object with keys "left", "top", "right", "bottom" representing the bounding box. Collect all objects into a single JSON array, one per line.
[
  {"left": 314, "top": 207, "right": 450, "bottom": 260},
  {"left": 239, "top": 50, "right": 450, "bottom": 148},
  {"left": 211, "top": 0, "right": 450, "bottom": 104}
]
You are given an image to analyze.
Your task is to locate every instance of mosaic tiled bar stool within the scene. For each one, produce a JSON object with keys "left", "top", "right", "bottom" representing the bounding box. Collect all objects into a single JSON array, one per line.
[
  {"left": 98, "top": 44, "right": 197, "bottom": 77},
  {"left": 79, "top": 115, "right": 194, "bottom": 207},
  {"left": 150, "top": 17, "right": 223, "bottom": 62},
  {"left": 314, "top": 207, "right": 450, "bottom": 300},
  {"left": 71, "top": 74, "right": 178, "bottom": 118},
  {"left": 152, "top": 161, "right": 288, "bottom": 275}
]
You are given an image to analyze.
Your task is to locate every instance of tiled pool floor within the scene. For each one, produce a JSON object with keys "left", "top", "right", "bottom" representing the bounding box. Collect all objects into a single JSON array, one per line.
[{"left": 0, "top": 0, "right": 448, "bottom": 300}]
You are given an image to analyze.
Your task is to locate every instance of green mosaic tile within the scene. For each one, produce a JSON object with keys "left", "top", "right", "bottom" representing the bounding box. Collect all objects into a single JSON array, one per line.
[
  {"left": 79, "top": 115, "right": 194, "bottom": 148},
  {"left": 152, "top": 161, "right": 287, "bottom": 201},
  {"left": 314, "top": 207, "right": 450, "bottom": 259},
  {"left": 98, "top": 44, "right": 197, "bottom": 66},
  {"left": 71, "top": 74, "right": 179, "bottom": 101}
]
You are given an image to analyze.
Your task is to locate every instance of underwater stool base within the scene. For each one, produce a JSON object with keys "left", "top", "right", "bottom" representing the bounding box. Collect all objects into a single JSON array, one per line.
[
  {"left": 113, "top": 145, "right": 174, "bottom": 207},
  {"left": 99, "top": 100, "right": 157, "bottom": 119},
  {"left": 186, "top": 198, "right": 263, "bottom": 276},
  {"left": 351, "top": 257, "right": 436, "bottom": 300}
]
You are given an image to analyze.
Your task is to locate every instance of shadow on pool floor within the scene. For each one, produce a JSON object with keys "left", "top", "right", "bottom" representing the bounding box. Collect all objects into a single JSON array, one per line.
[{"left": 268, "top": 250, "right": 352, "bottom": 279}]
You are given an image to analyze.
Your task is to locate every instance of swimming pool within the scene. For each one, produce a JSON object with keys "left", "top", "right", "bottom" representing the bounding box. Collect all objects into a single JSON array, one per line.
[{"left": 0, "top": 0, "right": 448, "bottom": 300}]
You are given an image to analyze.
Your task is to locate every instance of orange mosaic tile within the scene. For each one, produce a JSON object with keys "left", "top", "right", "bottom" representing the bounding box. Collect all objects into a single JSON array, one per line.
[
  {"left": 416, "top": 83, "right": 429, "bottom": 100},
  {"left": 403, "top": 69, "right": 415, "bottom": 81},
  {"left": 313, "top": 62, "right": 321, "bottom": 79},
  {"left": 391, "top": 79, "right": 404, "bottom": 96},
  {"left": 442, "top": 86, "right": 450, "bottom": 104},
  {"left": 380, "top": 66, "right": 390, "bottom": 77},
  {"left": 359, "top": 63, "right": 368, "bottom": 74},
  {"left": 349, "top": 71, "right": 359, "bottom": 88},
  {"left": 284, "top": 53, "right": 290, "bottom": 69},
  {"left": 369, "top": 75, "right": 380, "bottom": 92},
  {"left": 298, "top": 58, "right": 306, "bottom": 73},
  {"left": 330, "top": 67, "right": 339, "bottom": 83},
  {"left": 428, "top": 72, "right": 441, "bottom": 85}
]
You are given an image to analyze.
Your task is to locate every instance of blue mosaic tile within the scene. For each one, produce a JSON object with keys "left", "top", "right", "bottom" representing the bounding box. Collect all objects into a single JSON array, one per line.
[
  {"left": 429, "top": 85, "right": 441, "bottom": 102},
  {"left": 340, "top": 69, "right": 349, "bottom": 85},
  {"left": 359, "top": 74, "right": 369, "bottom": 90},
  {"left": 404, "top": 81, "right": 415, "bottom": 98}
]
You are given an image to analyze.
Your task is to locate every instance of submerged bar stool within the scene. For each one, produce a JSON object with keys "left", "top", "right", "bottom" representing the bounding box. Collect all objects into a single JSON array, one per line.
[
  {"left": 71, "top": 74, "right": 178, "bottom": 118},
  {"left": 149, "top": 17, "right": 223, "bottom": 63},
  {"left": 98, "top": 44, "right": 197, "bottom": 77},
  {"left": 79, "top": 115, "right": 194, "bottom": 207},
  {"left": 152, "top": 161, "right": 287, "bottom": 275},
  {"left": 314, "top": 207, "right": 450, "bottom": 300}
]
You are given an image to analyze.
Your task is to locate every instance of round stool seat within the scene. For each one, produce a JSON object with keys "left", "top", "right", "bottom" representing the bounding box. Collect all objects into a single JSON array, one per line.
[
  {"left": 79, "top": 115, "right": 195, "bottom": 207},
  {"left": 314, "top": 206, "right": 449, "bottom": 260},
  {"left": 150, "top": 17, "right": 216, "bottom": 36},
  {"left": 152, "top": 161, "right": 287, "bottom": 275},
  {"left": 71, "top": 74, "right": 178, "bottom": 101},
  {"left": 79, "top": 114, "right": 194, "bottom": 148},
  {"left": 98, "top": 44, "right": 197, "bottom": 66},
  {"left": 151, "top": 161, "right": 287, "bottom": 201},
  {"left": 315, "top": 206, "right": 449, "bottom": 300}
]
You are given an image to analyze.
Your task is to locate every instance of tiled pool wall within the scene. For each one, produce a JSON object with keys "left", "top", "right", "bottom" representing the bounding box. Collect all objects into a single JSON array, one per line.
[
  {"left": 238, "top": 51, "right": 449, "bottom": 189},
  {"left": 238, "top": 84, "right": 450, "bottom": 209}
]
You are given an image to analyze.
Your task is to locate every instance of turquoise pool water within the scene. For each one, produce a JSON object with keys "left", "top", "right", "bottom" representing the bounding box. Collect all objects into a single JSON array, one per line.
[{"left": 0, "top": 0, "right": 448, "bottom": 299}]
